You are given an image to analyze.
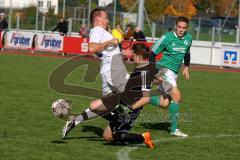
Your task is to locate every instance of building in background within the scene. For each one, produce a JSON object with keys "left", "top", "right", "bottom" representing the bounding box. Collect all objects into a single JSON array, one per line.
[{"left": 0, "top": 0, "right": 58, "bottom": 15}]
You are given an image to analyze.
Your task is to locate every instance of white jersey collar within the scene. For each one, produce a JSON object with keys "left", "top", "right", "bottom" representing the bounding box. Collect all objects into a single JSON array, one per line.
[{"left": 173, "top": 31, "right": 185, "bottom": 39}]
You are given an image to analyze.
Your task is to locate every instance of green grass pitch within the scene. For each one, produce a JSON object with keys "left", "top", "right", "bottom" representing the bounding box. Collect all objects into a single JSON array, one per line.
[{"left": 0, "top": 53, "right": 240, "bottom": 160}]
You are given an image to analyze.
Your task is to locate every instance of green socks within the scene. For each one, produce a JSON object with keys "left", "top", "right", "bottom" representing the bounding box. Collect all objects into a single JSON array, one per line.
[
  {"left": 169, "top": 101, "right": 180, "bottom": 133},
  {"left": 149, "top": 96, "right": 160, "bottom": 106},
  {"left": 150, "top": 97, "right": 180, "bottom": 133}
]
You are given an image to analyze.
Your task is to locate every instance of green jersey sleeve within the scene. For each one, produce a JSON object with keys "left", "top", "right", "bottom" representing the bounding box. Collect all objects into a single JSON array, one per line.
[{"left": 151, "top": 35, "right": 168, "bottom": 55}]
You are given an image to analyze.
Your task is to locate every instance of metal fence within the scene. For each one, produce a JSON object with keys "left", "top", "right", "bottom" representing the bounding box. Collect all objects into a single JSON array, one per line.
[{"left": 152, "top": 16, "right": 238, "bottom": 43}]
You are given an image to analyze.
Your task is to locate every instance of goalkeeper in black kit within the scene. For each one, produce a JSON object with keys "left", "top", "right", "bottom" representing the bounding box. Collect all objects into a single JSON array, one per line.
[{"left": 62, "top": 43, "right": 159, "bottom": 149}]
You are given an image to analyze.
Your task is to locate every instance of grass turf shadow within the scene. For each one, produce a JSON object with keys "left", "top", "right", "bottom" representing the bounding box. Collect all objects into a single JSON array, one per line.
[{"left": 139, "top": 122, "right": 170, "bottom": 133}]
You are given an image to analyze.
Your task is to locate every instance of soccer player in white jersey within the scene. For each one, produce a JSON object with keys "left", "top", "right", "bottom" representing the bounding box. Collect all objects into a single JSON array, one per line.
[
  {"left": 62, "top": 8, "right": 129, "bottom": 136},
  {"left": 88, "top": 8, "right": 129, "bottom": 96}
]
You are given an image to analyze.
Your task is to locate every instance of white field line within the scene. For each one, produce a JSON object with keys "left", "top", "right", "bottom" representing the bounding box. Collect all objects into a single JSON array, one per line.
[{"left": 116, "top": 134, "right": 240, "bottom": 160}]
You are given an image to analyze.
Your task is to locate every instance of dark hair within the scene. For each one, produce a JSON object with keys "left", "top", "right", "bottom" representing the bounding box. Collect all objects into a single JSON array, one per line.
[
  {"left": 176, "top": 16, "right": 189, "bottom": 25},
  {"left": 90, "top": 8, "right": 106, "bottom": 25},
  {"left": 126, "top": 24, "right": 132, "bottom": 28},
  {"left": 132, "top": 43, "right": 150, "bottom": 60}
]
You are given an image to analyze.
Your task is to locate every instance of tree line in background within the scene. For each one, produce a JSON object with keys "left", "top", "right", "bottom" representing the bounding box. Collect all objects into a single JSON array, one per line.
[
  {"left": 57, "top": 0, "right": 239, "bottom": 20},
  {"left": 119, "top": 0, "right": 238, "bottom": 20},
  {"left": 4, "top": 0, "right": 239, "bottom": 30},
  {"left": 13, "top": 0, "right": 240, "bottom": 23}
]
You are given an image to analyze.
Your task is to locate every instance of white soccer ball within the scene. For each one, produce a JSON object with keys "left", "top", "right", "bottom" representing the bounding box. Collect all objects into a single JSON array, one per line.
[{"left": 51, "top": 99, "right": 71, "bottom": 119}]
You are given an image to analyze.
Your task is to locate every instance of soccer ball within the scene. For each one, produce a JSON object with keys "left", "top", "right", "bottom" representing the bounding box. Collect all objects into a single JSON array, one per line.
[{"left": 51, "top": 99, "right": 71, "bottom": 119}]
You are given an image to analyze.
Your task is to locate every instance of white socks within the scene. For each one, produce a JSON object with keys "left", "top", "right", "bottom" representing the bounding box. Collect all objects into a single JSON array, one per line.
[{"left": 74, "top": 108, "right": 98, "bottom": 125}]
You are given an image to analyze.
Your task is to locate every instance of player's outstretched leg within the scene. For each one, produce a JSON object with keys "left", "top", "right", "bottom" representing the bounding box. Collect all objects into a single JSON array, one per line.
[
  {"left": 62, "top": 99, "right": 113, "bottom": 138},
  {"left": 62, "top": 107, "right": 99, "bottom": 138},
  {"left": 142, "top": 131, "right": 154, "bottom": 149},
  {"left": 168, "top": 86, "right": 188, "bottom": 137},
  {"left": 62, "top": 117, "right": 76, "bottom": 138},
  {"left": 169, "top": 101, "right": 188, "bottom": 137},
  {"left": 113, "top": 132, "right": 154, "bottom": 149}
]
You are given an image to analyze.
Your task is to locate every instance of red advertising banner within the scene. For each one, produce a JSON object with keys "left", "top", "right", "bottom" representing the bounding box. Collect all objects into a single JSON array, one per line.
[
  {"left": 0, "top": 31, "right": 2, "bottom": 48},
  {"left": 63, "top": 37, "right": 90, "bottom": 55}
]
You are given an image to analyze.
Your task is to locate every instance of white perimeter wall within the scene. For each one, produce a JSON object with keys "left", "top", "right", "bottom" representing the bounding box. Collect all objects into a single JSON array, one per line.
[{"left": 190, "top": 41, "right": 240, "bottom": 67}]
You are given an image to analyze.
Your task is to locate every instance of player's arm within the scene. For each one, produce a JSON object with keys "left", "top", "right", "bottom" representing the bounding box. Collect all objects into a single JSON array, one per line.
[
  {"left": 150, "top": 35, "right": 167, "bottom": 62},
  {"left": 149, "top": 51, "right": 156, "bottom": 62},
  {"left": 88, "top": 27, "right": 118, "bottom": 55},
  {"left": 89, "top": 38, "right": 118, "bottom": 54},
  {"left": 51, "top": 22, "right": 60, "bottom": 32},
  {"left": 184, "top": 53, "right": 190, "bottom": 67},
  {"left": 182, "top": 44, "right": 191, "bottom": 80},
  {"left": 131, "top": 69, "right": 154, "bottom": 110},
  {"left": 152, "top": 72, "right": 164, "bottom": 84},
  {"left": 131, "top": 91, "right": 150, "bottom": 110},
  {"left": 152, "top": 77, "right": 163, "bottom": 84},
  {"left": 182, "top": 55, "right": 190, "bottom": 80}
]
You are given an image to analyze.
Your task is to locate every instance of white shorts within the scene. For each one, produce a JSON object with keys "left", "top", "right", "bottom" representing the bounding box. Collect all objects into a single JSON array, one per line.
[
  {"left": 157, "top": 68, "right": 178, "bottom": 95},
  {"left": 162, "top": 68, "right": 178, "bottom": 87},
  {"left": 101, "top": 71, "right": 113, "bottom": 96}
]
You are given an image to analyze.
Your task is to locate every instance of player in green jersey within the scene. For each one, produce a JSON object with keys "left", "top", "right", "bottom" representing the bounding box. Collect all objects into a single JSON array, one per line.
[{"left": 131, "top": 16, "right": 191, "bottom": 137}]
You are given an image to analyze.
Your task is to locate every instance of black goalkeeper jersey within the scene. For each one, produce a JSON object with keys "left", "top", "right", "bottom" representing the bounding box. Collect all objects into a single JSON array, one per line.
[{"left": 101, "top": 62, "right": 157, "bottom": 110}]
